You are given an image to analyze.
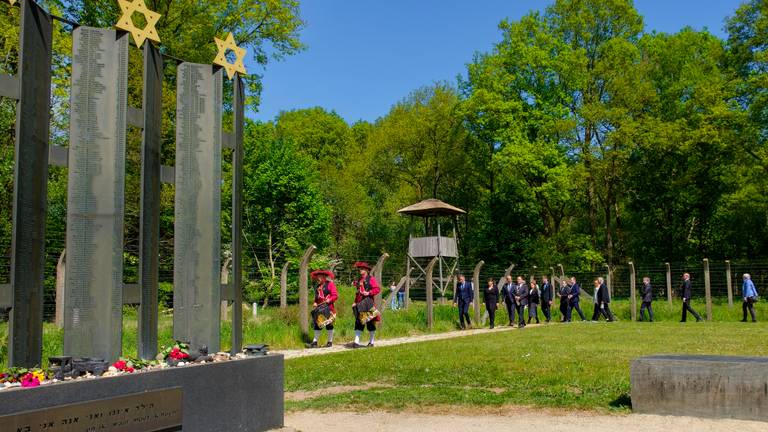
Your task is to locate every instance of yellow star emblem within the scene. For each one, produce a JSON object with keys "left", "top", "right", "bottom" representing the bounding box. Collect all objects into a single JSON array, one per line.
[
  {"left": 7, "top": 0, "right": 17, "bottom": 5},
  {"left": 115, "top": 0, "right": 161, "bottom": 48},
  {"left": 213, "top": 33, "right": 247, "bottom": 80}
]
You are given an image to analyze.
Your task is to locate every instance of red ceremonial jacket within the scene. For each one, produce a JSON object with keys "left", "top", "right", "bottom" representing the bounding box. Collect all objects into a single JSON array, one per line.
[
  {"left": 314, "top": 281, "right": 338, "bottom": 314},
  {"left": 354, "top": 275, "right": 381, "bottom": 322}
]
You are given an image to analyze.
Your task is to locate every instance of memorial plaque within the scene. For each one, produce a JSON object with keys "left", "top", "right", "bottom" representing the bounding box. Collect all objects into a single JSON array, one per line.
[
  {"left": 174, "top": 63, "right": 222, "bottom": 352},
  {"left": 0, "top": 388, "right": 182, "bottom": 432},
  {"left": 64, "top": 27, "right": 128, "bottom": 362}
]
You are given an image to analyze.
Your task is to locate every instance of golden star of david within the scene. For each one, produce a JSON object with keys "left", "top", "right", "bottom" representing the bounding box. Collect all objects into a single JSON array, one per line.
[
  {"left": 115, "top": 0, "right": 161, "bottom": 48},
  {"left": 213, "top": 33, "right": 247, "bottom": 80}
]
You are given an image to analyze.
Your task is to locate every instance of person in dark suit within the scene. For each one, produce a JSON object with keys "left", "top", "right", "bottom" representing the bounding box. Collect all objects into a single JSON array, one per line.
[
  {"left": 591, "top": 278, "right": 602, "bottom": 321},
  {"left": 596, "top": 277, "right": 614, "bottom": 321},
  {"left": 567, "top": 277, "right": 586, "bottom": 321},
  {"left": 453, "top": 274, "right": 474, "bottom": 329},
  {"left": 514, "top": 276, "right": 529, "bottom": 328},
  {"left": 680, "top": 273, "right": 703, "bottom": 322},
  {"left": 500, "top": 275, "right": 516, "bottom": 326},
  {"left": 540, "top": 276, "right": 553, "bottom": 323},
  {"left": 639, "top": 276, "right": 654, "bottom": 322},
  {"left": 558, "top": 280, "right": 570, "bottom": 322},
  {"left": 484, "top": 278, "right": 500, "bottom": 329},
  {"left": 528, "top": 278, "right": 540, "bottom": 324}
]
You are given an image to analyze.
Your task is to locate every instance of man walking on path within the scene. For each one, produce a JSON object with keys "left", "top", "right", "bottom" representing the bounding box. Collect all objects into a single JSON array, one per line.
[
  {"left": 680, "top": 273, "right": 703, "bottom": 322},
  {"left": 741, "top": 273, "right": 758, "bottom": 323},
  {"left": 640, "top": 276, "right": 654, "bottom": 322},
  {"left": 454, "top": 274, "right": 474, "bottom": 329}
]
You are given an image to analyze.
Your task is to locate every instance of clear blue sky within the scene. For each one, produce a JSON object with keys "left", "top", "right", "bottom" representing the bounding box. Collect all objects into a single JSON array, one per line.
[{"left": 250, "top": 0, "right": 745, "bottom": 124}]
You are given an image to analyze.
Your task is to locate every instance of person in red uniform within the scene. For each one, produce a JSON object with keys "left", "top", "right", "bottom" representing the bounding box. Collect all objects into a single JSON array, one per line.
[
  {"left": 310, "top": 269, "right": 338, "bottom": 348},
  {"left": 352, "top": 261, "right": 381, "bottom": 348}
]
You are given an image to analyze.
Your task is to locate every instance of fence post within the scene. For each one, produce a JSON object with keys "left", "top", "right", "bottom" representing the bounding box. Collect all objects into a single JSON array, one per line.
[
  {"left": 703, "top": 258, "right": 713, "bottom": 321},
  {"left": 604, "top": 263, "right": 612, "bottom": 298},
  {"left": 425, "top": 257, "right": 438, "bottom": 330},
  {"left": 298, "top": 245, "right": 317, "bottom": 340},
  {"left": 558, "top": 264, "right": 565, "bottom": 279},
  {"left": 280, "top": 262, "right": 290, "bottom": 309},
  {"left": 665, "top": 262, "right": 672, "bottom": 306},
  {"left": 725, "top": 260, "right": 733, "bottom": 308},
  {"left": 372, "top": 253, "right": 390, "bottom": 311},
  {"left": 629, "top": 262, "right": 637, "bottom": 321},
  {"left": 220, "top": 258, "right": 231, "bottom": 321},
  {"left": 405, "top": 255, "right": 412, "bottom": 309},
  {"left": 472, "top": 260, "right": 485, "bottom": 324}
]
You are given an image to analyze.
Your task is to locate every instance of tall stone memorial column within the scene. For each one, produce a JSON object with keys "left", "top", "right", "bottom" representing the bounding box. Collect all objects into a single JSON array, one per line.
[
  {"left": 64, "top": 27, "right": 129, "bottom": 362},
  {"left": 8, "top": 0, "right": 53, "bottom": 368},
  {"left": 174, "top": 63, "right": 223, "bottom": 353}
]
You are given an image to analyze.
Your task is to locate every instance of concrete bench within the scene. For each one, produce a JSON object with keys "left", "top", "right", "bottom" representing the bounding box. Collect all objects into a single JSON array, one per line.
[{"left": 631, "top": 355, "right": 768, "bottom": 421}]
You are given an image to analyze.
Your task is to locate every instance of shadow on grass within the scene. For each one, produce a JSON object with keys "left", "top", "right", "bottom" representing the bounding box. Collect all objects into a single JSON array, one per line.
[{"left": 609, "top": 393, "right": 632, "bottom": 409}]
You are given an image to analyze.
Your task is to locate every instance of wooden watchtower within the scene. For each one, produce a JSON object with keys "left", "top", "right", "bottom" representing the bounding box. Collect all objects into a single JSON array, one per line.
[{"left": 398, "top": 199, "right": 465, "bottom": 306}]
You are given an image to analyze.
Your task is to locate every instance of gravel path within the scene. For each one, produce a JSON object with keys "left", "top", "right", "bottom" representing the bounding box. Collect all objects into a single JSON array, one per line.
[
  {"left": 275, "top": 324, "right": 528, "bottom": 359},
  {"left": 281, "top": 410, "right": 766, "bottom": 431}
]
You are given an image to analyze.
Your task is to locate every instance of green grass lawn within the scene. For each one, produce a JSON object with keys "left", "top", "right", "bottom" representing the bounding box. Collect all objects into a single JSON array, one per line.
[{"left": 284, "top": 319, "right": 768, "bottom": 413}]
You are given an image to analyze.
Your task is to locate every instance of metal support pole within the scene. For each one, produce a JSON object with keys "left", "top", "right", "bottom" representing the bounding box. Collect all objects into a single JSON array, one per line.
[
  {"left": 472, "top": 260, "right": 484, "bottom": 324},
  {"left": 8, "top": 0, "right": 53, "bottom": 367},
  {"left": 138, "top": 42, "right": 162, "bottom": 360},
  {"left": 629, "top": 262, "right": 637, "bottom": 321},
  {"left": 725, "top": 260, "right": 733, "bottom": 308},
  {"left": 280, "top": 262, "right": 291, "bottom": 309},
  {"left": 703, "top": 258, "right": 712, "bottom": 321},
  {"left": 298, "top": 245, "right": 317, "bottom": 340},
  {"left": 425, "top": 257, "right": 438, "bottom": 330},
  {"left": 437, "top": 222, "right": 444, "bottom": 301},
  {"left": 230, "top": 74, "right": 245, "bottom": 355},
  {"left": 405, "top": 254, "right": 412, "bottom": 309},
  {"left": 665, "top": 262, "right": 672, "bottom": 305}
]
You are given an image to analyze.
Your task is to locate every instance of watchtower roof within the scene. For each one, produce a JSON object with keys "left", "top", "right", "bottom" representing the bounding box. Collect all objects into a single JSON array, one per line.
[{"left": 397, "top": 198, "right": 466, "bottom": 217}]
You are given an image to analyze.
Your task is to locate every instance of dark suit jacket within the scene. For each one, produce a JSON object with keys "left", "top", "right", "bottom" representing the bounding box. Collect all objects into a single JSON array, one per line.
[
  {"left": 515, "top": 282, "right": 529, "bottom": 305},
  {"left": 501, "top": 282, "right": 515, "bottom": 303},
  {"left": 541, "top": 282, "right": 553, "bottom": 303},
  {"left": 597, "top": 283, "right": 610, "bottom": 304},
  {"left": 484, "top": 286, "right": 499, "bottom": 304},
  {"left": 570, "top": 283, "right": 581, "bottom": 304},
  {"left": 642, "top": 283, "right": 653, "bottom": 302},
  {"left": 456, "top": 281, "right": 474, "bottom": 303},
  {"left": 680, "top": 279, "right": 692, "bottom": 300}
]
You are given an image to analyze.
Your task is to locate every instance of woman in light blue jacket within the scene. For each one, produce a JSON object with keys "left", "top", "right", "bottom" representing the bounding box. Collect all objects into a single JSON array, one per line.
[{"left": 741, "top": 273, "right": 758, "bottom": 323}]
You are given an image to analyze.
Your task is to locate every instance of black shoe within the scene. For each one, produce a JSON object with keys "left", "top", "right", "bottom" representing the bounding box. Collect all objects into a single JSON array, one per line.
[
  {"left": 308, "top": 341, "right": 318, "bottom": 348},
  {"left": 324, "top": 342, "right": 333, "bottom": 348},
  {"left": 680, "top": 320, "right": 686, "bottom": 323},
  {"left": 352, "top": 342, "right": 364, "bottom": 349},
  {"left": 535, "top": 320, "right": 540, "bottom": 324},
  {"left": 490, "top": 325, "right": 495, "bottom": 329},
  {"left": 366, "top": 342, "right": 374, "bottom": 348},
  {"left": 741, "top": 319, "right": 747, "bottom": 322},
  {"left": 518, "top": 324, "right": 525, "bottom": 329}
]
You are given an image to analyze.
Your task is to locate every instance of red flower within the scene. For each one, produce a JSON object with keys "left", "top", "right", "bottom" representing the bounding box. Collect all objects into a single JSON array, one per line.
[
  {"left": 21, "top": 373, "right": 40, "bottom": 388},
  {"left": 113, "top": 360, "right": 127, "bottom": 370},
  {"left": 169, "top": 347, "right": 189, "bottom": 360}
]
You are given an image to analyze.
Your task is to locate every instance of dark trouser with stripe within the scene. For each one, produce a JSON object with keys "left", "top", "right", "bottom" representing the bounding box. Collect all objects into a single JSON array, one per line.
[
  {"left": 743, "top": 298, "right": 757, "bottom": 322},
  {"left": 640, "top": 301, "right": 653, "bottom": 321},
  {"left": 567, "top": 302, "right": 586, "bottom": 321},
  {"left": 458, "top": 299, "right": 471, "bottom": 328},
  {"left": 591, "top": 303, "right": 601, "bottom": 321},
  {"left": 516, "top": 304, "right": 526, "bottom": 326},
  {"left": 486, "top": 302, "right": 497, "bottom": 328},
  {"left": 559, "top": 299, "right": 568, "bottom": 321},
  {"left": 528, "top": 303, "right": 539, "bottom": 323},
  {"left": 541, "top": 301, "right": 552, "bottom": 322},
  {"left": 681, "top": 300, "right": 702, "bottom": 322},
  {"left": 505, "top": 300, "right": 516, "bottom": 324}
]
